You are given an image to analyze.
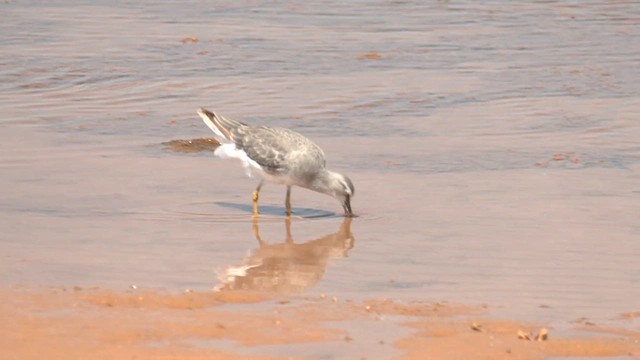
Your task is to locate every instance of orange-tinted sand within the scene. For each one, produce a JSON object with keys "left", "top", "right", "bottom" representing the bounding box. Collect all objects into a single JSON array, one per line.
[{"left": 2, "top": 287, "right": 638, "bottom": 359}]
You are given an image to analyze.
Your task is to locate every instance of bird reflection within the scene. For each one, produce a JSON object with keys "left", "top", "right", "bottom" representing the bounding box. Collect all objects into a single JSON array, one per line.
[{"left": 215, "top": 217, "right": 354, "bottom": 294}]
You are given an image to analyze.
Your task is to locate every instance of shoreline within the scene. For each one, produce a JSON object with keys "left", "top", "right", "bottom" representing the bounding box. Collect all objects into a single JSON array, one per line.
[{"left": 2, "top": 286, "right": 638, "bottom": 359}]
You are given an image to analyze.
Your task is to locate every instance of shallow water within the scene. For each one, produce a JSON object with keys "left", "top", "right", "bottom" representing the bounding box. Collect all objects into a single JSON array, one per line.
[{"left": 1, "top": 0, "right": 639, "bottom": 330}]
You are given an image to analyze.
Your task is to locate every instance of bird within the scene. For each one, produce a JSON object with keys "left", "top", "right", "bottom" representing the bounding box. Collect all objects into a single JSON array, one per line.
[{"left": 197, "top": 108, "right": 354, "bottom": 217}]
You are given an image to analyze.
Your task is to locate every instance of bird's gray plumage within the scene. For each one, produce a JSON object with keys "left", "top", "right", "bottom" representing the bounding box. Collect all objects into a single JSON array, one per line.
[
  {"left": 236, "top": 126, "right": 326, "bottom": 177},
  {"left": 197, "top": 108, "right": 354, "bottom": 216}
]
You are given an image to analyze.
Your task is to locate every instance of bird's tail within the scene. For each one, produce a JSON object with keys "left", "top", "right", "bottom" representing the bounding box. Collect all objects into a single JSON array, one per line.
[{"left": 197, "top": 108, "right": 245, "bottom": 143}]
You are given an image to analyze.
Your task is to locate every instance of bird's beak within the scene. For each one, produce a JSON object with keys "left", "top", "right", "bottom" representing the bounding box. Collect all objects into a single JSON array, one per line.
[{"left": 342, "top": 195, "right": 353, "bottom": 217}]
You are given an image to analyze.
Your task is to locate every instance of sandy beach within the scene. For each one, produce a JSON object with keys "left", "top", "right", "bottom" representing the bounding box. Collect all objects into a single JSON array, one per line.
[{"left": 3, "top": 286, "right": 639, "bottom": 359}]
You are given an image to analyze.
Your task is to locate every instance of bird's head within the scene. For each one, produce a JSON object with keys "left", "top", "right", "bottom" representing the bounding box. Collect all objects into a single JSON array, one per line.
[{"left": 331, "top": 172, "right": 355, "bottom": 217}]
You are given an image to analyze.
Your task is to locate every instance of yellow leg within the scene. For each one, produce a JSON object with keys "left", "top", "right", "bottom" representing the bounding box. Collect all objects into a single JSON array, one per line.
[
  {"left": 252, "top": 182, "right": 263, "bottom": 216},
  {"left": 285, "top": 186, "right": 292, "bottom": 217}
]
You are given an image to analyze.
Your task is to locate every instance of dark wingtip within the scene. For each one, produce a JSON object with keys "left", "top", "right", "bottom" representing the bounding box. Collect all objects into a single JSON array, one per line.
[{"left": 197, "top": 107, "right": 215, "bottom": 119}]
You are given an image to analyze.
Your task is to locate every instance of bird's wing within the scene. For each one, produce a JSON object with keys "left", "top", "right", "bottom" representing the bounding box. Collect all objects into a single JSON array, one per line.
[
  {"left": 198, "top": 108, "right": 246, "bottom": 143},
  {"left": 233, "top": 126, "right": 298, "bottom": 174}
]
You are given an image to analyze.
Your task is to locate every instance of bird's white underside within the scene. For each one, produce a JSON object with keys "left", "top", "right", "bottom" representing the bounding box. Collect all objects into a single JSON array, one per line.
[{"left": 214, "top": 143, "right": 293, "bottom": 185}]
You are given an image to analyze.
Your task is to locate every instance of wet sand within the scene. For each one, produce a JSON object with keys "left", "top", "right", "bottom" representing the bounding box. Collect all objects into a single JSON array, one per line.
[
  {"left": 2, "top": 1, "right": 640, "bottom": 358},
  {"left": 2, "top": 286, "right": 638, "bottom": 359}
]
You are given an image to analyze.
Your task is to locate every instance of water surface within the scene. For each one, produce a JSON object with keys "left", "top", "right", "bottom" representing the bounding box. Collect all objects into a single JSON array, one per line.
[{"left": 1, "top": 1, "right": 639, "bottom": 330}]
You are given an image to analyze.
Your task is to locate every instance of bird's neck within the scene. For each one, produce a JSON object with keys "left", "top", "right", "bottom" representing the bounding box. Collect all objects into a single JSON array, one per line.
[{"left": 308, "top": 169, "right": 339, "bottom": 196}]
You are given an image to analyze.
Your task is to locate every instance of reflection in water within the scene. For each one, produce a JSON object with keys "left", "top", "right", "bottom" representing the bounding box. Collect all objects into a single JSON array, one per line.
[{"left": 215, "top": 218, "right": 354, "bottom": 294}]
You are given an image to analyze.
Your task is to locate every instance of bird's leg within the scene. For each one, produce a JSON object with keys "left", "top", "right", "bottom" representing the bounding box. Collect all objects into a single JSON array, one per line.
[
  {"left": 285, "top": 186, "right": 292, "bottom": 217},
  {"left": 252, "top": 181, "right": 263, "bottom": 216}
]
